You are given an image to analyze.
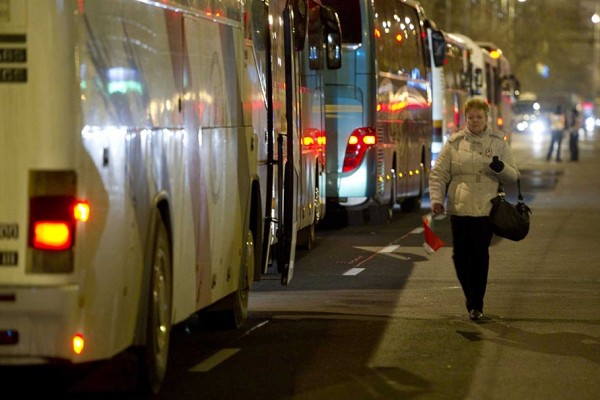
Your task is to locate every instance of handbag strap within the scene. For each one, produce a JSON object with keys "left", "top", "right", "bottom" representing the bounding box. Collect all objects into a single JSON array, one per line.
[
  {"left": 497, "top": 178, "right": 524, "bottom": 201},
  {"left": 517, "top": 178, "right": 524, "bottom": 202}
]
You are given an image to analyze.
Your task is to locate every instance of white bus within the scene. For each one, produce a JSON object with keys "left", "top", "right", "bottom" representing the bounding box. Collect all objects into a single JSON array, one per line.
[
  {"left": 430, "top": 31, "right": 472, "bottom": 163},
  {"left": 450, "top": 34, "right": 518, "bottom": 139},
  {"left": 248, "top": 0, "right": 341, "bottom": 278},
  {"left": 477, "top": 41, "right": 519, "bottom": 139},
  {"left": 319, "top": 0, "right": 445, "bottom": 222},
  {"left": 0, "top": 0, "right": 340, "bottom": 394}
]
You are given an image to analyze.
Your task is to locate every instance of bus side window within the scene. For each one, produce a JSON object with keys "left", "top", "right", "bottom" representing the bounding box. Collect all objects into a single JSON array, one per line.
[
  {"left": 486, "top": 64, "right": 495, "bottom": 105},
  {"left": 474, "top": 67, "right": 483, "bottom": 95},
  {"left": 444, "top": 46, "right": 456, "bottom": 90},
  {"left": 250, "top": 0, "right": 268, "bottom": 51},
  {"left": 400, "top": 3, "right": 425, "bottom": 78},
  {"left": 373, "top": 0, "right": 390, "bottom": 73},
  {"left": 291, "top": 0, "right": 308, "bottom": 51},
  {"left": 462, "top": 51, "right": 473, "bottom": 91},
  {"left": 430, "top": 29, "right": 445, "bottom": 68}
]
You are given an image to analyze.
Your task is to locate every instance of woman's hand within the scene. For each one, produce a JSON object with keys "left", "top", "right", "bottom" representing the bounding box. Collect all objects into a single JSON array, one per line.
[
  {"left": 432, "top": 203, "right": 445, "bottom": 215},
  {"left": 489, "top": 156, "right": 505, "bottom": 172}
]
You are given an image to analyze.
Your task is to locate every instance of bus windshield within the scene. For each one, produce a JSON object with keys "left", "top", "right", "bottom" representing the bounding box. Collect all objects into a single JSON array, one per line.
[{"left": 321, "top": 0, "right": 362, "bottom": 44}]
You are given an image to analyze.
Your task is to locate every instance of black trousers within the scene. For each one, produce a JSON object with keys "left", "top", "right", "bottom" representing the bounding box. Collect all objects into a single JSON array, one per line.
[
  {"left": 450, "top": 216, "right": 494, "bottom": 313},
  {"left": 569, "top": 132, "right": 579, "bottom": 161}
]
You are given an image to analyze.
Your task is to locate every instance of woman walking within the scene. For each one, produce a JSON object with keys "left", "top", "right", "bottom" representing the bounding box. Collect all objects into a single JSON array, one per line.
[{"left": 429, "top": 99, "right": 520, "bottom": 321}]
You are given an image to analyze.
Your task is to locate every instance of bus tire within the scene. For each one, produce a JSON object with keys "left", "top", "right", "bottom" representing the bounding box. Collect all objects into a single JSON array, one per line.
[{"left": 138, "top": 214, "right": 172, "bottom": 395}]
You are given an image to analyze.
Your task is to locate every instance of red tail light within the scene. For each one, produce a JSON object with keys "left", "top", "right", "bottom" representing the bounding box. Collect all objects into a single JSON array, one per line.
[
  {"left": 316, "top": 131, "right": 326, "bottom": 147},
  {"left": 27, "top": 171, "right": 82, "bottom": 273},
  {"left": 29, "top": 196, "right": 78, "bottom": 251},
  {"left": 33, "top": 221, "right": 72, "bottom": 250},
  {"left": 342, "top": 127, "right": 377, "bottom": 173},
  {"left": 302, "top": 129, "right": 327, "bottom": 151}
]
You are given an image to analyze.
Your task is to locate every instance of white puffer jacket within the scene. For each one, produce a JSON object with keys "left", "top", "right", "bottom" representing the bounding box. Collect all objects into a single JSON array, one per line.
[{"left": 429, "top": 128, "right": 520, "bottom": 217}]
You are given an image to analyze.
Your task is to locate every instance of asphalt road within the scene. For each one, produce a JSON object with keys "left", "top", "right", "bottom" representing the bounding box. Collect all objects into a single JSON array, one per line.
[
  {"left": 6, "top": 129, "right": 600, "bottom": 399},
  {"left": 241, "top": 130, "right": 600, "bottom": 399},
  {"left": 158, "top": 129, "right": 599, "bottom": 400}
]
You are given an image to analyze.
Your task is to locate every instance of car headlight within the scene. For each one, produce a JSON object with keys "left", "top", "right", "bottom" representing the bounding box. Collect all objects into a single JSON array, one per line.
[{"left": 530, "top": 120, "right": 545, "bottom": 135}]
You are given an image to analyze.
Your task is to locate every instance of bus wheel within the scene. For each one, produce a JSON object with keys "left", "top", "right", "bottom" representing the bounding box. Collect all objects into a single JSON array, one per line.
[{"left": 138, "top": 214, "right": 172, "bottom": 395}]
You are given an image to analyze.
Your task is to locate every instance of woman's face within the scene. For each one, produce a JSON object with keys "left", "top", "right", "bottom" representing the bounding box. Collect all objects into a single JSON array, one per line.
[{"left": 466, "top": 108, "right": 487, "bottom": 135}]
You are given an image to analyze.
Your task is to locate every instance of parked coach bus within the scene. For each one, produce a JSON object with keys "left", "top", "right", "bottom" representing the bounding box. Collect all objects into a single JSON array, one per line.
[
  {"left": 319, "top": 0, "right": 444, "bottom": 222},
  {"left": 477, "top": 41, "right": 520, "bottom": 140},
  {"left": 0, "top": 0, "right": 340, "bottom": 394},
  {"left": 430, "top": 31, "right": 473, "bottom": 163},
  {"left": 450, "top": 34, "right": 519, "bottom": 140},
  {"left": 247, "top": 0, "right": 341, "bottom": 278}
]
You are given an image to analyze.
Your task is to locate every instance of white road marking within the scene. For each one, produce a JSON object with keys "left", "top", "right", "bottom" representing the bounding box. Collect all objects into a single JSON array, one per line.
[
  {"left": 243, "top": 320, "right": 269, "bottom": 335},
  {"left": 343, "top": 267, "right": 365, "bottom": 276},
  {"left": 348, "top": 223, "right": 432, "bottom": 271},
  {"left": 353, "top": 246, "right": 398, "bottom": 267},
  {"left": 189, "top": 348, "right": 240, "bottom": 372},
  {"left": 379, "top": 245, "right": 400, "bottom": 253}
]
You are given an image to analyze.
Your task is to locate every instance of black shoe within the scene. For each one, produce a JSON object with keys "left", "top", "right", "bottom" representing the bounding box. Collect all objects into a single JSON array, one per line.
[{"left": 469, "top": 310, "right": 483, "bottom": 321}]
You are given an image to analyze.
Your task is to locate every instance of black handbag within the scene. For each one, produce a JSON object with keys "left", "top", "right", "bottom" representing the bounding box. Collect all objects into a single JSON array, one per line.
[{"left": 489, "top": 178, "right": 532, "bottom": 241}]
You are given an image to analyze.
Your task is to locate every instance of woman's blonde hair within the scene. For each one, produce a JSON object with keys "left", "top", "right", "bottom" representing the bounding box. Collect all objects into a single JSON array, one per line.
[{"left": 464, "top": 98, "right": 489, "bottom": 115}]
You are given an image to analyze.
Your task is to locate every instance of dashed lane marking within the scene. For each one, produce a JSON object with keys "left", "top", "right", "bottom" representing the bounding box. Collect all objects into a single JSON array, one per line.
[
  {"left": 380, "top": 245, "right": 400, "bottom": 253},
  {"left": 343, "top": 267, "right": 365, "bottom": 276}
]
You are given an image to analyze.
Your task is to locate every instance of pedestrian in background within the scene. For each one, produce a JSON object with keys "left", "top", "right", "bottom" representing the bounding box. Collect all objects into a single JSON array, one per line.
[
  {"left": 547, "top": 105, "right": 566, "bottom": 162},
  {"left": 569, "top": 107, "right": 582, "bottom": 162},
  {"left": 429, "top": 98, "right": 520, "bottom": 321}
]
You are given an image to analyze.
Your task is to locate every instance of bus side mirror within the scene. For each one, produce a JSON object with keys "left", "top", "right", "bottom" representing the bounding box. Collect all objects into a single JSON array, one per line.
[{"left": 322, "top": 6, "right": 342, "bottom": 70}]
